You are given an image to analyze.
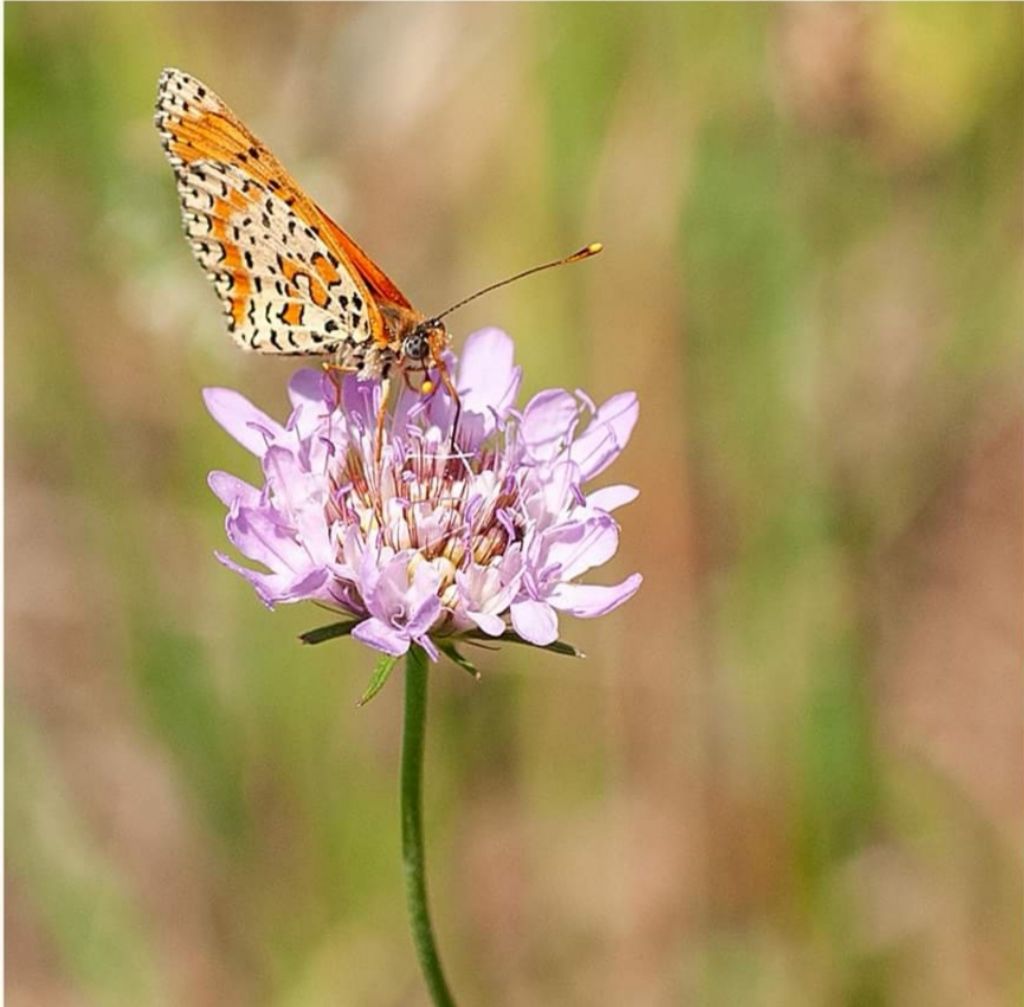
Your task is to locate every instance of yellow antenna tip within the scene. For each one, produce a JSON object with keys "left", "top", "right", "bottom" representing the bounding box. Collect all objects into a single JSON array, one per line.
[{"left": 567, "top": 241, "right": 604, "bottom": 263}]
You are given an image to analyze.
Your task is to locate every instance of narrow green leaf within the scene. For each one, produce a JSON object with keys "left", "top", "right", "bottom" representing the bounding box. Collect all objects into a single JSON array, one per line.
[
  {"left": 437, "top": 641, "right": 481, "bottom": 679},
  {"left": 298, "top": 619, "right": 361, "bottom": 646},
  {"left": 462, "top": 630, "right": 585, "bottom": 658},
  {"left": 357, "top": 654, "right": 399, "bottom": 707}
]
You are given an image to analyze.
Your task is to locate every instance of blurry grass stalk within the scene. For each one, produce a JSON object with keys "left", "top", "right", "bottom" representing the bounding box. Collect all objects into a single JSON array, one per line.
[{"left": 401, "top": 645, "right": 457, "bottom": 1006}]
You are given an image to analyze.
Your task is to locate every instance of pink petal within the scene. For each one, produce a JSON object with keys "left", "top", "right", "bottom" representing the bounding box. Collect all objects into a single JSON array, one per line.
[
  {"left": 214, "top": 552, "right": 277, "bottom": 608},
  {"left": 215, "top": 552, "right": 329, "bottom": 608},
  {"left": 549, "top": 573, "right": 642, "bottom": 617},
  {"left": 341, "top": 373, "right": 379, "bottom": 429},
  {"left": 545, "top": 516, "right": 620, "bottom": 582},
  {"left": 203, "top": 388, "right": 285, "bottom": 456},
  {"left": 352, "top": 617, "right": 411, "bottom": 656},
  {"left": 287, "top": 367, "right": 330, "bottom": 410},
  {"left": 521, "top": 390, "right": 579, "bottom": 462},
  {"left": 468, "top": 610, "right": 506, "bottom": 637},
  {"left": 510, "top": 599, "right": 559, "bottom": 646},
  {"left": 586, "top": 484, "right": 639, "bottom": 513},
  {"left": 285, "top": 369, "right": 336, "bottom": 439},
  {"left": 225, "top": 505, "right": 310, "bottom": 576},
  {"left": 523, "top": 459, "right": 581, "bottom": 525},
  {"left": 208, "top": 471, "right": 260, "bottom": 508},
  {"left": 571, "top": 392, "right": 639, "bottom": 480},
  {"left": 457, "top": 328, "right": 522, "bottom": 421}
]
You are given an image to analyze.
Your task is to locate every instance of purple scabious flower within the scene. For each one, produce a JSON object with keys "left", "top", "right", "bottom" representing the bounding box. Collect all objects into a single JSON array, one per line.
[{"left": 205, "top": 329, "right": 641, "bottom": 660}]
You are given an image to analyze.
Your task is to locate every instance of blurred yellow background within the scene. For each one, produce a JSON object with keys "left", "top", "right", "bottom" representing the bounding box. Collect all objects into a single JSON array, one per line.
[{"left": 6, "top": 4, "right": 1022, "bottom": 1005}]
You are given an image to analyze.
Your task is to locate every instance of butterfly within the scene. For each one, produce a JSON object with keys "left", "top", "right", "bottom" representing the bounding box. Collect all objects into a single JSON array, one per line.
[{"left": 155, "top": 67, "right": 601, "bottom": 442}]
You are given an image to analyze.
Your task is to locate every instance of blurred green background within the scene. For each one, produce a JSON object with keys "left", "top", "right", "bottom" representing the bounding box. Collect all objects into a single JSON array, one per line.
[{"left": 6, "top": 4, "right": 1022, "bottom": 1005}]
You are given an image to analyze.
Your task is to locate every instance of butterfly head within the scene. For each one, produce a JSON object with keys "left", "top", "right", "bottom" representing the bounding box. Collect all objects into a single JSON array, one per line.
[{"left": 401, "top": 319, "right": 451, "bottom": 395}]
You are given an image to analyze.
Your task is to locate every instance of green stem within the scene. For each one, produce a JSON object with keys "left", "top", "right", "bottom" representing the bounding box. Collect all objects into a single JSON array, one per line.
[{"left": 401, "top": 645, "right": 456, "bottom": 1007}]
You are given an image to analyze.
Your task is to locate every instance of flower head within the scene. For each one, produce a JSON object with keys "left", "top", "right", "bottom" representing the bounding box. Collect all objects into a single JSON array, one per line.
[{"left": 206, "top": 329, "right": 641, "bottom": 659}]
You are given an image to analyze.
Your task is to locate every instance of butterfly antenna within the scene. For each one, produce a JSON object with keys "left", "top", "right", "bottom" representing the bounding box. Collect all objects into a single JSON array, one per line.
[{"left": 430, "top": 242, "right": 603, "bottom": 323}]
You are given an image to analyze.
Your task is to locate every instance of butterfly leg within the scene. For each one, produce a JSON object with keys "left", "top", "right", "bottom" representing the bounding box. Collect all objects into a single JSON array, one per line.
[
  {"left": 434, "top": 360, "right": 462, "bottom": 457},
  {"left": 373, "top": 378, "right": 391, "bottom": 465},
  {"left": 321, "top": 360, "right": 359, "bottom": 412}
]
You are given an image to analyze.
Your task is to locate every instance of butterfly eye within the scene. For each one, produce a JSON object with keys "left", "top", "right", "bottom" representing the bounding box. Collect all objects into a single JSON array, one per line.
[{"left": 402, "top": 333, "right": 429, "bottom": 361}]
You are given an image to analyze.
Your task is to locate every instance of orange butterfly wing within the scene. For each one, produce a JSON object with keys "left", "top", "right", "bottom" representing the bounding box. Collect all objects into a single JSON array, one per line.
[
  {"left": 319, "top": 213, "right": 412, "bottom": 310},
  {"left": 156, "top": 68, "right": 412, "bottom": 356}
]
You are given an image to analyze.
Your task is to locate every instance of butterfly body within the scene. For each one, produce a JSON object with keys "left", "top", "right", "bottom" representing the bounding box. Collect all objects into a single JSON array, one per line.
[{"left": 155, "top": 68, "right": 449, "bottom": 384}]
